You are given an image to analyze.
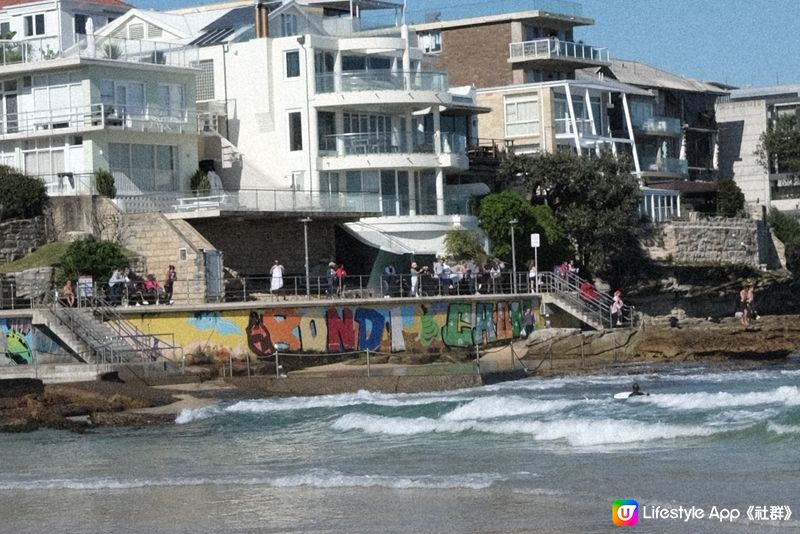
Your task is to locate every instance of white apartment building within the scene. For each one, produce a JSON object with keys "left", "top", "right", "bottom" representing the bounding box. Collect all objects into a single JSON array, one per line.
[
  {"left": 0, "top": 0, "right": 199, "bottom": 197},
  {"left": 99, "top": 0, "right": 487, "bottom": 262},
  {"left": 717, "top": 85, "right": 800, "bottom": 215}
]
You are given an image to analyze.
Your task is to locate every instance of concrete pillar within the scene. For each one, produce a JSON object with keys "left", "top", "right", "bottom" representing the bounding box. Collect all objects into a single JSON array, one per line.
[
  {"left": 405, "top": 110, "right": 414, "bottom": 153},
  {"left": 408, "top": 171, "right": 417, "bottom": 216},
  {"left": 435, "top": 168, "right": 445, "bottom": 215},
  {"left": 433, "top": 106, "right": 442, "bottom": 154},
  {"left": 334, "top": 51, "right": 342, "bottom": 93},
  {"left": 564, "top": 83, "right": 582, "bottom": 155}
]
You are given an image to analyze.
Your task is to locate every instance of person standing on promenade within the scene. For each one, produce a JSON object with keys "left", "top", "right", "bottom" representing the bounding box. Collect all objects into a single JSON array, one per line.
[
  {"left": 611, "top": 289, "right": 624, "bottom": 326},
  {"left": 528, "top": 263, "right": 538, "bottom": 293},
  {"left": 270, "top": 259, "right": 285, "bottom": 300},
  {"left": 164, "top": 265, "right": 177, "bottom": 304},
  {"left": 335, "top": 263, "right": 347, "bottom": 297},
  {"left": 62, "top": 280, "right": 76, "bottom": 307}
]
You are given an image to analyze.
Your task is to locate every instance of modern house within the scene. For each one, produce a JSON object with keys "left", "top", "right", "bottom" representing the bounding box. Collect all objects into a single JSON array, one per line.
[
  {"left": 717, "top": 84, "right": 800, "bottom": 215},
  {"left": 95, "top": 0, "right": 488, "bottom": 279},
  {"left": 578, "top": 59, "right": 731, "bottom": 183},
  {"left": 0, "top": 0, "right": 199, "bottom": 196}
]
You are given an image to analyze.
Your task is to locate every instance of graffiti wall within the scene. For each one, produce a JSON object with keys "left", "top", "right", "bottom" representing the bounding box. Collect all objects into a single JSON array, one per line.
[
  {"left": 0, "top": 317, "right": 79, "bottom": 366},
  {"left": 125, "top": 299, "right": 538, "bottom": 358}
]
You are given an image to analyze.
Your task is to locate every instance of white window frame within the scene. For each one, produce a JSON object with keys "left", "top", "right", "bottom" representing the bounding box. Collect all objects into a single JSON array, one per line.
[
  {"left": 285, "top": 50, "right": 301, "bottom": 78},
  {"left": 24, "top": 14, "right": 45, "bottom": 36},
  {"left": 280, "top": 13, "right": 298, "bottom": 37},
  {"left": 505, "top": 94, "right": 540, "bottom": 137}
]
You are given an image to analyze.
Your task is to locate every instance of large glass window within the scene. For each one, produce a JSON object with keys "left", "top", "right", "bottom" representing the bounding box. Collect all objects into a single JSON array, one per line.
[
  {"left": 109, "top": 143, "right": 177, "bottom": 192},
  {"left": 285, "top": 50, "right": 300, "bottom": 78},
  {"left": 24, "top": 14, "right": 45, "bottom": 36},
  {"left": 280, "top": 14, "right": 298, "bottom": 36},
  {"left": 74, "top": 14, "right": 87, "bottom": 35},
  {"left": 100, "top": 80, "right": 145, "bottom": 117},
  {"left": 289, "top": 111, "right": 302, "bottom": 151},
  {"left": 505, "top": 95, "right": 539, "bottom": 137},
  {"left": 22, "top": 137, "right": 64, "bottom": 176},
  {"left": 317, "top": 111, "right": 335, "bottom": 151},
  {"left": 158, "top": 84, "right": 185, "bottom": 120}
]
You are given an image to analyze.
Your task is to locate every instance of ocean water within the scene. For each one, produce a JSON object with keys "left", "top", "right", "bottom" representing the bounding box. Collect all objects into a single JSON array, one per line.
[{"left": 2, "top": 363, "right": 799, "bottom": 533}]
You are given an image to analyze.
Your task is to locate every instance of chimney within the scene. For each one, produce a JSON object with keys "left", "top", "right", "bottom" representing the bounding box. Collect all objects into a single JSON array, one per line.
[{"left": 256, "top": 1, "right": 269, "bottom": 39}]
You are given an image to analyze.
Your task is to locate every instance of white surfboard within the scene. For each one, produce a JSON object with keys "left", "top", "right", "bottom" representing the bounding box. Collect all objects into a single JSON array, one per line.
[{"left": 613, "top": 392, "right": 632, "bottom": 399}]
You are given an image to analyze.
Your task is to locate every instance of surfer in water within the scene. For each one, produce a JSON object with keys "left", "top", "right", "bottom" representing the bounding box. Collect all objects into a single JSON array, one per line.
[{"left": 630, "top": 382, "right": 649, "bottom": 396}]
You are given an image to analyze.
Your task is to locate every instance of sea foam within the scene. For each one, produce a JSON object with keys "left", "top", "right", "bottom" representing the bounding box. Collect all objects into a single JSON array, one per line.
[{"left": 639, "top": 385, "right": 800, "bottom": 411}]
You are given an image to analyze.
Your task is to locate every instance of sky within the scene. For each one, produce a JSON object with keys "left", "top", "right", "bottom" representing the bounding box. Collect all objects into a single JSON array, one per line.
[{"left": 131, "top": 0, "right": 800, "bottom": 88}]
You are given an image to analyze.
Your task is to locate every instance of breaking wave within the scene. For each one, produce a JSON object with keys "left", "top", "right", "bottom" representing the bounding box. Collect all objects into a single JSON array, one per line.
[{"left": 638, "top": 386, "right": 800, "bottom": 411}]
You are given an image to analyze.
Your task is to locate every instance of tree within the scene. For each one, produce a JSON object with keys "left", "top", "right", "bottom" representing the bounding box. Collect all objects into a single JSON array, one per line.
[
  {"left": 478, "top": 191, "right": 572, "bottom": 270},
  {"left": 768, "top": 207, "right": 800, "bottom": 276},
  {"left": 190, "top": 169, "right": 211, "bottom": 196},
  {"left": 56, "top": 236, "right": 128, "bottom": 287},
  {"left": 95, "top": 169, "right": 116, "bottom": 199},
  {"left": 0, "top": 165, "right": 48, "bottom": 221},
  {"left": 756, "top": 114, "right": 800, "bottom": 174},
  {"left": 443, "top": 229, "right": 485, "bottom": 262},
  {"left": 716, "top": 179, "right": 745, "bottom": 218},
  {"left": 498, "top": 151, "right": 642, "bottom": 282}
]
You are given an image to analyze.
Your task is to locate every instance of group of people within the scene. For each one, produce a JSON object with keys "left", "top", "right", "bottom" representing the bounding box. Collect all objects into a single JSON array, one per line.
[
  {"left": 737, "top": 285, "right": 757, "bottom": 325},
  {"left": 381, "top": 257, "right": 524, "bottom": 298},
  {"left": 103, "top": 265, "right": 177, "bottom": 306}
]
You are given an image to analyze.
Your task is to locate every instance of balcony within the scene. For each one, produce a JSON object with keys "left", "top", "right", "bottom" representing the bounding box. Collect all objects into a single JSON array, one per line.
[
  {"left": 0, "top": 103, "right": 197, "bottom": 140},
  {"left": 634, "top": 116, "right": 682, "bottom": 137},
  {"left": 315, "top": 70, "right": 448, "bottom": 94},
  {"left": 114, "top": 189, "right": 382, "bottom": 215},
  {"left": 508, "top": 38, "right": 609, "bottom": 67},
  {"left": 319, "top": 131, "right": 468, "bottom": 171},
  {"left": 0, "top": 36, "right": 198, "bottom": 69},
  {"left": 641, "top": 156, "right": 689, "bottom": 176}
]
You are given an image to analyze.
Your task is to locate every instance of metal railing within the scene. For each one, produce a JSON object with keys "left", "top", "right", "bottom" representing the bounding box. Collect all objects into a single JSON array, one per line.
[
  {"left": 320, "top": 131, "right": 466, "bottom": 156},
  {"left": 0, "top": 102, "right": 196, "bottom": 139},
  {"left": 315, "top": 70, "right": 449, "bottom": 94},
  {"left": 634, "top": 116, "right": 682, "bottom": 136},
  {"left": 0, "top": 36, "right": 60, "bottom": 66},
  {"left": 68, "top": 35, "right": 199, "bottom": 68},
  {"left": 509, "top": 38, "right": 609, "bottom": 64}
]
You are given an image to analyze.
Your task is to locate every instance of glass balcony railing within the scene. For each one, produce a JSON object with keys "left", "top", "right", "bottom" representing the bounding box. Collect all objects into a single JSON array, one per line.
[
  {"left": 0, "top": 36, "right": 198, "bottom": 68},
  {"left": 509, "top": 38, "right": 609, "bottom": 64},
  {"left": 321, "top": 131, "right": 466, "bottom": 157},
  {"left": 641, "top": 156, "right": 689, "bottom": 175},
  {"left": 0, "top": 103, "right": 195, "bottom": 138},
  {"left": 555, "top": 117, "right": 596, "bottom": 135},
  {"left": 634, "top": 116, "right": 682, "bottom": 136},
  {"left": 315, "top": 70, "right": 448, "bottom": 94}
]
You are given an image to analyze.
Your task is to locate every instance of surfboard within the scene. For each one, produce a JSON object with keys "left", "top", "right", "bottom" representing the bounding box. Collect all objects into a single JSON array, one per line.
[{"left": 613, "top": 392, "right": 632, "bottom": 399}]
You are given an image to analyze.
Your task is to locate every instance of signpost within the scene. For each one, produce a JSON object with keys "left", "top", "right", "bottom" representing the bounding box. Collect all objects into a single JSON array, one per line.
[
  {"left": 77, "top": 275, "right": 93, "bottom": 306},
  {"left": 530, "top": 233, "right": 540, "bottom": 292}
]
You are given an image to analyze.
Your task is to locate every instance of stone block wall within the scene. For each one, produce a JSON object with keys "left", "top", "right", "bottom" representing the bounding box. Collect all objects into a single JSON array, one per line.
[
  {"left": 646, "top": 217, "right": 781, "bottom": 268},
  {"left": 0, "top": 217, "right": 46, "bottom": 264}
]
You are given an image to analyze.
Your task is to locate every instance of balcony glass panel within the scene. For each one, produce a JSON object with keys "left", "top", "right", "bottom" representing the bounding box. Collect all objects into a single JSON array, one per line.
[
  {"left": 640, "top": 156, "right": 689, "bottom": 175},
  {"left": 509, "top": 38, "right": 609, "bottom": 63},
  {"left": 315, "top": 70, "right": 448, "bottom": 94},
  {"left": 322, "top": 131, "right": 465, "bottom": 157},
  {"left": 635, "top": 116, "right": 682, "bottom": 136}
]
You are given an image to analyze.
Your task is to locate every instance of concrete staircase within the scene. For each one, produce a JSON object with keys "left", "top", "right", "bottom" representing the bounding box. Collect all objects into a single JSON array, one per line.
[{"left": 541, "top": 292, "right": 607, "bottom": 331}]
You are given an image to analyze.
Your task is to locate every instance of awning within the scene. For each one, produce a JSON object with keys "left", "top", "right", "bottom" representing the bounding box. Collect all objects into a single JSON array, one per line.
[{"left": 343, "top": 221, "right": 445, "bottom": 255}]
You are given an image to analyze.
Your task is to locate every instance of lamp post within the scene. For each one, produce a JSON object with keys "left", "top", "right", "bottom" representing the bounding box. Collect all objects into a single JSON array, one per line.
[
  {"left": 509, "top": 218, "right": 518, "bottom": 293},
  {"left": 300, "top": 217, "right": 312, "bottom": 297}
]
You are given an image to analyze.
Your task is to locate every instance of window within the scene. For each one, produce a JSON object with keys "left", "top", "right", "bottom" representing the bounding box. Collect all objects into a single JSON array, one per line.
[
  {"left": 505, "top": 95, "right": 539, "bottom": 137},
  {"left": 22, "top": 138, "right": 64, "bottom": 176},
  {"left": 100, "top": 80, "right": 145, "bottom": 117},
  {"left": 0, "top": 22, "right": 9, "bottom": 37},
  {"left": 280, "top": 14, "right": 298, "bottom": 36},
  {"left": 24, "top": 14, "right": 45, "bottom": 36},
  {"left": 317, "top": 111, "right": 335, "bottom": 151},
  {"left": 74, "top": 14, "right": 87, "bottom": 35},
  {"left": 196, "top": 60, "right": 215, "bottom": 101},
  {"left": 289, "top": 111, "right": 303, "bottom": 151},
  {"left": 158, "top": 84, "right": 185, "bottom": 120},
  {"left": 285, "top": 50, "right": 300, "bottom": 78},
  {"left": 109, "top": 143, "right": 177, "bottom": 192},
  {"left": 418, "top": 30, "right": 441, "bottom": 53}
]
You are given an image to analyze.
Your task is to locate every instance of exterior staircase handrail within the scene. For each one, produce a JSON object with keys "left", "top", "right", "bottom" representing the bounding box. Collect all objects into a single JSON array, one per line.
[{"left": 90, "top": 296, "right": 178, "bottom": 361}]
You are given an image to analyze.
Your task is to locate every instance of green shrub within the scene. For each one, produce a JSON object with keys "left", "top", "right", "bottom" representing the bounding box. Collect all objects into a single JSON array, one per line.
[
  {"left": 768, "top": 208, "right": 800, "bottom": 275},
  {"left": 443, "top": 229, "right": 485, "bottom": 262},
  {"left": 56, "top": 236, "right": 128, "bottom": 287},
  {"left": 716, "top": 179, "right": 745, "bottom": 217},
  {"left": 95, "top": 169, "right": 116, "bottom": 199},
  {"left": 190, "top": 169, "right": 211, "bottom": 196},
  {"left": 0, "top": 165, "right": 48, "bottom": 221}
]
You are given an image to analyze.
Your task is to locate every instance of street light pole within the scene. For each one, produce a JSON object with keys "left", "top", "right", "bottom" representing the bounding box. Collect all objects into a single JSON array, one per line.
[
  {"left": 300, "top": 217, "right": 312, "bottom": 297},
  {"left": 509, "top": 218, "right": 518, "bottom": 293}
]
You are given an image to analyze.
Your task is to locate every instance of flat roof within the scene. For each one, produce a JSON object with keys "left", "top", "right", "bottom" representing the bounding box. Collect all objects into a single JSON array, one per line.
[{"left": 411, "top": 10, "right": 594, "bottom": 32}]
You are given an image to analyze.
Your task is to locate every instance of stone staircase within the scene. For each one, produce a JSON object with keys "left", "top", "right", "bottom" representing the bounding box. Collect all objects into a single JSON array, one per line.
[{"left": 541, "top": 292, "right": 607, "bottom": 331}]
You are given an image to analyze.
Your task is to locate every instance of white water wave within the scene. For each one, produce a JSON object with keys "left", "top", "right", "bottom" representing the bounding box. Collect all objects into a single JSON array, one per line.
[
  {"left": 766, "top": 421, "right": 800, "bottom": 435},
  {"left": 442, "top": 395, "right": 588, "bottom": 421},
  {"left": 706, "top": 409, "right": 780, "bottom": 426},
  {"left": 638, "top": 386, "right": 800, "bottom": 411},
  {"left": 0, "top": 470, "right": 515, "bottom": 492},
  {"left": 332, "top": 413, "right": 740, "bottom": 447}
]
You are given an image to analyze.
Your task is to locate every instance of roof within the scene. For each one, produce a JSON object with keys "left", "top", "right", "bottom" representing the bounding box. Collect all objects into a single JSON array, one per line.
[
  {"left": 0, "top": 0, "right": 131, "bottom": 7},
  {"left": 728, "top": 84, "right": 800, "bottom": 101},
  {"left": 477, "top": 78, "right": 652, "bottom": 98},
  {"left": 412, "top": 9, "right": 593, "bottom": 32},
  {"left": 588, "top": 59, "right": 730, "bottom": 95},
  {"left": 189, "top": 5, "right": 253, "bottom": 46}
]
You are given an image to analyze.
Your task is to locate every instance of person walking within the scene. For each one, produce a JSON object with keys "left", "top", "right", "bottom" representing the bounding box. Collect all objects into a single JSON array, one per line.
[
  {"left": 270, "top": 259, "right": 285, "bottom": 300},
  {"left": 528, "top": 263, "right": 538, "bottom": 293},
  {"left": 409, "top": 262, "right": 419, "bottom": 297},
  {"left": 164, "top": 265, "right": 177, "bottom": 304},
  {"left": 523, "top": 308, "right": 535, "bottom": 337},
  {"left": 335, "top": 263, "right": 347, "bottom": 297},
  {"left": 611, "top": 289, "right": 624, "bottom": 326}
]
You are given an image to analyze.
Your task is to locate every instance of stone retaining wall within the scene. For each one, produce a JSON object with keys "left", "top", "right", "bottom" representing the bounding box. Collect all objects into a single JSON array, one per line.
[{"left": 0, "top": 216, "right": 46, "bottom": 264}]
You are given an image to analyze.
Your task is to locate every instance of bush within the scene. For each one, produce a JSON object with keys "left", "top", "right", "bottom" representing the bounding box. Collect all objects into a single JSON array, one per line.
[
  {"left": 0, "top": 165, "right": 48, "bottom": 221},
  {"left": 768, "top": 208, "right": 800, "bottom": 275},
  {"left": 56, "top": 236, "right": 128, "bottom": 287},
  {"left": 95, "top": 169, "right": 116, "bottom": 199},
  {"left": 443, "top": 229, "right": 485, "bottom": 262},
  {"left": 190, "top": 169, "right": 211, "bottom": 196},
  {"left": 716, "top": 179, "right": 745, "bottom": 217}
]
